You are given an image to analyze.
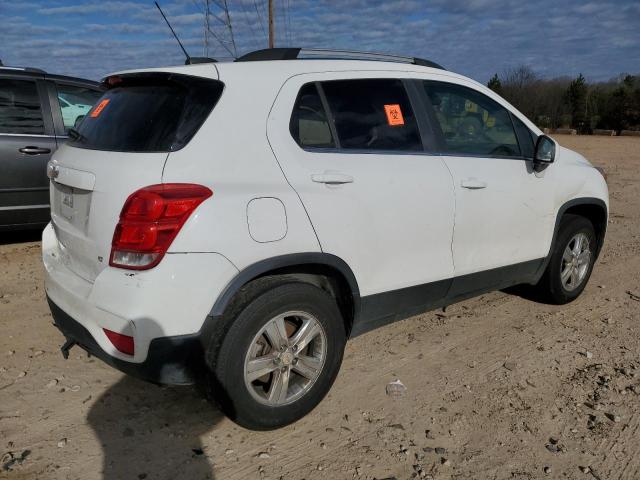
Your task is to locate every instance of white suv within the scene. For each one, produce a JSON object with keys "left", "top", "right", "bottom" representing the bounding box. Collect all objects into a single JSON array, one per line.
[{"left": 43, "top": 48, "right": 608, "bottom": 430}]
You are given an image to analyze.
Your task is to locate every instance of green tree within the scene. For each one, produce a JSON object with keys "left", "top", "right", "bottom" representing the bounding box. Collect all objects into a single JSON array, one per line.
[
  {"left": 565, "top": 73, "right": 588, "bottom": 131},
  {"left": 487, "top": 73, "right": 502, "bottom": 94},
  {"left": 598, "top": 75, "right": 640, "bottom": 132}
]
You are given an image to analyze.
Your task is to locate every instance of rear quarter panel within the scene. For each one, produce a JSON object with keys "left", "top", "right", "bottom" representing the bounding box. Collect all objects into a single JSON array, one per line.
[{"left": 162, "top": 65, "right": 321, "bottom": 269}]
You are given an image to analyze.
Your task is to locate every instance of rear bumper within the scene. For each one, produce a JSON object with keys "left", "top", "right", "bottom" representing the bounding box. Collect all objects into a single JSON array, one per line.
[
  {"left": 42, "top": 222, "right": 239, "bottom": 384},
  {"left": 48, "top": 297, "right": 202, "bottom": 385}
]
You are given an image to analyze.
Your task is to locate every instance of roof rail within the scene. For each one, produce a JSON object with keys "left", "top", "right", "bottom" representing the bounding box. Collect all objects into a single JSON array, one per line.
[{"left": 235, "top": 48, "right": 445, "bottom": 70}]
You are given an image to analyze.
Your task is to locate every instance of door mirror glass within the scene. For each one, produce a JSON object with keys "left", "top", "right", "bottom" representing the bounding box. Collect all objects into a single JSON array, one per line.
[{"left": 534, "top": 135, "right": 556, "bottom": 164}]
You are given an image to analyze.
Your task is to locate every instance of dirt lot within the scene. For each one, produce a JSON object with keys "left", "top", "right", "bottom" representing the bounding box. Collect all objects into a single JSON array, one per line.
[{"left": 1, "top": 135, "right": 639, "bottom": 480}]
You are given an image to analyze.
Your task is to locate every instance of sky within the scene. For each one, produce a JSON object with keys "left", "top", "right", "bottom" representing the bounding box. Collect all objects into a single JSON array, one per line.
[{"left": 1, "top": 0, "right": 639, "bottom": 83}]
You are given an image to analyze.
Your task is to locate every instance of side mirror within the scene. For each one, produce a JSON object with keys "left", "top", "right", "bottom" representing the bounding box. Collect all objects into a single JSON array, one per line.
[{"left": 534, "top": 135, "right": 556, "bottom": 168}]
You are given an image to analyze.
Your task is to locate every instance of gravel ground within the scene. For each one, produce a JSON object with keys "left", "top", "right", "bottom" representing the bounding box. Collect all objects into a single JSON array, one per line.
[{"left": 1, "top": 135, "right": 639, "bottom": 480}]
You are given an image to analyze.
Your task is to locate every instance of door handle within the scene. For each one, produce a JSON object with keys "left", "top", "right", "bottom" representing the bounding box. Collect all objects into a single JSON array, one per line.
[
  {"left": 311, "top": 172, "right": 354, "bottom": 185},
  {"left": 19, "top": 146, "right": 51, "bottom": 155},
  {"left": 461, "top": 178, "right": 487, "bottom": 189}
]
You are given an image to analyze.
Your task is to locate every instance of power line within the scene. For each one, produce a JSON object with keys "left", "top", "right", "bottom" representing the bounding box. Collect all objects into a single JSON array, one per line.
[
  {"left": 204, "top": 0, "right": 210, "bottom": 56},
  {"left": 191, "top": 0, "right": 238, "bottom": 59},
  {"left": 222, "top": 0, "right": 237, "bottom": 57},
  {"left": 286, "top": 0, "right": 293, "bottom": 45},
  {"left": 268, "top": 0, "right": 274, "bottom": 48},
  {"left": 206, "top": 23, "right": 235, "bottom": 57},
  {"left": 278, "top": 0, "right": 287, "bottom": 46},
  {"left": 239, "top": 0, "right": 262, "bottom": 50},
  {"left": 253, "top": 0, "right": 267, "bottom": 44}
]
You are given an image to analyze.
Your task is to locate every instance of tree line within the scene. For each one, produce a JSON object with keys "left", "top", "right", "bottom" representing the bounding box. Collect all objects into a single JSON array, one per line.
[{"left": 487, "top": 67, "right": 640, "bottom": 134}]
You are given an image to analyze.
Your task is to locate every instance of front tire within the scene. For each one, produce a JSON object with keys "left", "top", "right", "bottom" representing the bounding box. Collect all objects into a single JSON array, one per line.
[
  {"left": 206, "top": 280, "right": 346, "bottom": 430},
  {"left": 537, "top": 214, "right": 597, "bottom": 304}
]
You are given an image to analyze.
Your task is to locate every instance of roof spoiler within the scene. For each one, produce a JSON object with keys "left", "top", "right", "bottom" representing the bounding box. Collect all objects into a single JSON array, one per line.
[{"left": 185, "top": 57, "right": 217, "bottom": 65}]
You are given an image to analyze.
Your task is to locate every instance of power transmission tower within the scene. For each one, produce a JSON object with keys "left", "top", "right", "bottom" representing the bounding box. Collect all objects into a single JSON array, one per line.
[
  {"left": 268, "top": 0, "right": 274, "bottom": 48},
  {"left": 197, "top": 0, "right": 237, "bottom": 58},
  {"left": 222, "top": 0, "right": 237, "bottom": 57},
  {"left": 203, "top": 0, "right": 209, "bottom": 56}
]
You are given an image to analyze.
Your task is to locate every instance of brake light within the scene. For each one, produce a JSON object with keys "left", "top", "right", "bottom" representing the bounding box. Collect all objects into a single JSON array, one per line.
[
  {"left": 110, "top": 184, "right": 212, "bottom": 270},
  {"left": 103, "top": 328, "right": 135, "bottom": 355}
]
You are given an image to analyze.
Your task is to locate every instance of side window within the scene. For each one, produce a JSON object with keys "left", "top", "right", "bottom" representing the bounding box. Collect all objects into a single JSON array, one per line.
[
  {"left": 0, "top": 78, "right": 45, "bottom": 135},
  {"left": 511, "top": 114, "right": 535, "bottom": 159},
  {"left": 290, "top": 83, "right": 335, "bottom": 148},
  {"left": 423, "top": 81, "right": 520, "bottom": 157},
  {"left": 321, "top": 79, "right": 422, "bottom": 151},
  {"left": 55, "top": 83, "right": 102, "bottom": 132}
]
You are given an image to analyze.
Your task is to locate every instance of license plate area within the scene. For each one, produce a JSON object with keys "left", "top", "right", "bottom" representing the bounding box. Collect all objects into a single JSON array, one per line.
[
  {"left": 52, "top": 182, "right": 92, "bottom": 233},
  {"left": 60, "top": 185, "right": 74, "bottom": 219}
]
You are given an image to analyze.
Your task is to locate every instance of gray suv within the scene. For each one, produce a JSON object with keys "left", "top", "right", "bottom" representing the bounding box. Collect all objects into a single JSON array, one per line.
[{"left": 0, "top": 64, "right": 102, "bottom": 230}]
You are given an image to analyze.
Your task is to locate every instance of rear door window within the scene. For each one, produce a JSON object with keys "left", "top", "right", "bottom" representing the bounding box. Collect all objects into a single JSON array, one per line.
[
  {"left": 321, "top": 79, "right": 423, "bottom": 151},
  {"left": 69, "top": 73, "right": 223, "bottom": 152},
  {"left": 423, "top": 81, "right": 520, "bottom": 157},
  {"left": 0, "top": 78, "right": 45, "bottom": 135},
  {"left": 54, "top": 83, "right": 102, "bottom": 132}
]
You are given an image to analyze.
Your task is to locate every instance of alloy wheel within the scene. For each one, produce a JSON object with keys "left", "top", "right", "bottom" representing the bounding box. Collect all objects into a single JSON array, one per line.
[
  {"left": 560, "top": 232, "right": 591, "bottom": 291},
  {"left": 243, "top": 311, "right": 327, "bottom": 406}
]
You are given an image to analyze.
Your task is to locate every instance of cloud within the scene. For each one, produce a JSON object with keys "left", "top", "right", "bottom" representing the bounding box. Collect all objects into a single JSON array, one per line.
[
  {"left": 37, "top": 1, "right": 147, "bottom": 15},
  {"left": 0, "top": 0, "right": 637, "bottom": 82}
]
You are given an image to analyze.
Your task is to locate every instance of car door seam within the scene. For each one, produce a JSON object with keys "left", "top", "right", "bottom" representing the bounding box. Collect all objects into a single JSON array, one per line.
[
  {"left": 441, "top": 157, "right": 457, "bottom": 277},
  {"left": 264, "top": 76, "right": 324, "bottom": 252}
]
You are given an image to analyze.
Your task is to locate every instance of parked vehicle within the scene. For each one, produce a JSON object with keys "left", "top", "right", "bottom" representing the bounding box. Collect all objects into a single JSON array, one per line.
[
  {"left": 43, "top": 49, "right": 608, "bottom": 430},
  {"left": 57, "top": 94, "right": 94, "bottom": 129},
  {"left": 0, "top": 65, "right": 102, "bottom": 230}
]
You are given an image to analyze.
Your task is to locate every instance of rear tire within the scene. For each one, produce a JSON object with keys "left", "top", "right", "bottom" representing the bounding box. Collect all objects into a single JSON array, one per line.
[
  {"left": 206, "top": 280, "right": 346, "bottom": 430},
  {"left": 536, "top": 214, "right": 597, "bottom": 304}
]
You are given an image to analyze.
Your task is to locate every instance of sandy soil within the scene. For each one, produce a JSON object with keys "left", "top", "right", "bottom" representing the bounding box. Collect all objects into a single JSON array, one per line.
[{"left": 1, "top": 135, "right": 639, "bottom": 480}]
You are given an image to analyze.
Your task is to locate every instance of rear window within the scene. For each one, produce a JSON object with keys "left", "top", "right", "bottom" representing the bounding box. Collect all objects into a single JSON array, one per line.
[{"left": 69, "top": 73, "right": 223, "bottom": 152}]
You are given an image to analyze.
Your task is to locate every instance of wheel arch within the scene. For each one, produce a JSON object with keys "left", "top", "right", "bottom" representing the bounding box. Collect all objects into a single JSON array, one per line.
[
  {"left": 536, "top": 197, "right": 608, "bottom": 280},
  {"left": 208, "top": 253, "right": 361, "bottom": 335},
  {"left": 558, "top": 198, "right": 608, "bottom": 258}
]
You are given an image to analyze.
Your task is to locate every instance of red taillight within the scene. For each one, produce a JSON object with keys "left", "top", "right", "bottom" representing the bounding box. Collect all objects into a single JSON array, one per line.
[
  {"left": 103, "top": 328, "right": 135, "bottom": 356},
  {"left": 110, "top": 184, "right": 212, "bottom": 270}
]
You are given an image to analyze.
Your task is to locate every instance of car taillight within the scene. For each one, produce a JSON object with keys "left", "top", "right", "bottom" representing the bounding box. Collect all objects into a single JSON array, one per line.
[{"left": 110, "top": 184, "right": 212, "bottom": 270}]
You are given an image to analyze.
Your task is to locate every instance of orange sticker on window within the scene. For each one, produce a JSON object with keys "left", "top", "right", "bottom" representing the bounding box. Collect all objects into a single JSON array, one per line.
[
  {"left": 384, "top": 104, "right": 404, "bottom": 126},
  {"left": 90, "top": 98, "right": 110, "bottom": 118}
]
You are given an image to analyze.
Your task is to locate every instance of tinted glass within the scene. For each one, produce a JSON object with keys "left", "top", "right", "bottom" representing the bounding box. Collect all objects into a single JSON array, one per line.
[
  {"left": 290, "top": 83, "right": 335, "bottom": 148},
  {"left": 423, "top": 81, "right": 520, "bottom": 157},
  {"left": 322, "top": 79, "right": 422, "bottom": 151},
  {"left": 0, "top": 79, "right": 44, "bottom": 135},
  {"left": 511, "top": 114, "right": 536, "bottom": 159},
  {"left": 55, "top": 83, "right": 102, "bottom": 132},
  {"left": 69, "top": 74, "right": 223, "bottom": 152}
]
